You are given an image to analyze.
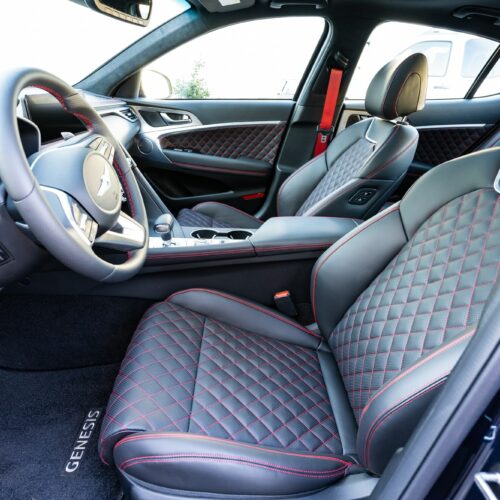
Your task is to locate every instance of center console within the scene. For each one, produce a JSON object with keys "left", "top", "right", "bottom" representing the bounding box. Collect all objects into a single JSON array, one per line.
[{"left": 146, "top": 214, "right": 359, "bottom": 266}]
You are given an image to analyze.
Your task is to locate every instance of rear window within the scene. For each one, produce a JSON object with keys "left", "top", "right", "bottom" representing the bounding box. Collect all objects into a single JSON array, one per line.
[
  {"left": 346, "top": 22, "right": 499, "bottom": 100},
  {"left": 403, "top": 41, "right": 452, "bottom": 77},
  {"left": 461, "top": 38, "right": 497, "bottom": 77}
]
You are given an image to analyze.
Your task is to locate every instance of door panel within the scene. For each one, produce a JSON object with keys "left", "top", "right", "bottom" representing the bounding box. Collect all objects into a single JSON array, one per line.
[
  {"left": 159, "top": 122, "right": 286, "bottom": 164},
  {"left": 129, "top": 99, "right": 294, "bottom": 214},
  {"left": 412, "top": 124, "right": 492, "bottom": 166}
]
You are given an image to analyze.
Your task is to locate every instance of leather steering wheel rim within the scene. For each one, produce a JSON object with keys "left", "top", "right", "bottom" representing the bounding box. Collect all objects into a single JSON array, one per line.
[{"left": 0, "top": 67, "right": 149, "bottom": 282}]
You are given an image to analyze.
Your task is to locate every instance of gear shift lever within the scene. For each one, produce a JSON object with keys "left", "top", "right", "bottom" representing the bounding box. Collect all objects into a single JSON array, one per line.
[{"left": 154, "top": 213, "right": 174, "bottom": 244}]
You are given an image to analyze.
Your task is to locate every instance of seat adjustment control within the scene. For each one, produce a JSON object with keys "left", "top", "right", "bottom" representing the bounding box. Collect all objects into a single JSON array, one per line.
[{"left": 349, "top": 188, "right": 377, "bottom": 205}]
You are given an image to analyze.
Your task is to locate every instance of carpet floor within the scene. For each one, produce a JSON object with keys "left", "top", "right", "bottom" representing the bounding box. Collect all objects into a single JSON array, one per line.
[{"left": 0, "top": 364, "right": 122, "bottom": 500}]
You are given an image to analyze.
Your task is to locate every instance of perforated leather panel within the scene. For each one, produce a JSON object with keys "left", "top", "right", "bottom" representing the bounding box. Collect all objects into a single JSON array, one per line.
[
  {"left": 296, "top": 139, "right": 375, "bottom": 215},
  {"left": 331, "top": 189, "right": 500, "bottom": 420},
  {"left": 100, "top": 301, "right": 342, "bottom": 457}
]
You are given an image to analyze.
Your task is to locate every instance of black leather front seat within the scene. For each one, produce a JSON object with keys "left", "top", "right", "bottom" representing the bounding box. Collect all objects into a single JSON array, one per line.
[
  {"left": 100, "top": 148, "right": 499, "bottom": 498},
  {"left": 177, "top": 53, "right": 428, "bottom": 229}
]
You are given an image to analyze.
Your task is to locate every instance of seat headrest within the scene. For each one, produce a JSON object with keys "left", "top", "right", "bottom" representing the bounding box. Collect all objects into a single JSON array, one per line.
[{"left": 365, "top": 53, "right": 428, "bottom": 120}]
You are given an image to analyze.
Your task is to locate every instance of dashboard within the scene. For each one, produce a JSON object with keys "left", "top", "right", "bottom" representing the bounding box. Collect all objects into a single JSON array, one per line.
[
  {"left": 19, "top": 89, "right": 140, "bottom": 148},
  {"left": 0, "top": 89, "right": 145, "bottom": 287}
]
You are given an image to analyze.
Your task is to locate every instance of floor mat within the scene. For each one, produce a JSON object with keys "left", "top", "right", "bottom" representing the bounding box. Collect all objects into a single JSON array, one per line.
[
  {"left": 0, "top": 364, "right": 122, "bottom": 500},
  {"left": 0, "top": 295, "right": 151, "bottom": 370}
]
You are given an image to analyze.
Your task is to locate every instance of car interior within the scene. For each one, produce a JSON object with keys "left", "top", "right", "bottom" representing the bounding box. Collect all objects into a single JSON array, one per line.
[{"left": 1, "top": 0, "right": 499, "bottom": 499}]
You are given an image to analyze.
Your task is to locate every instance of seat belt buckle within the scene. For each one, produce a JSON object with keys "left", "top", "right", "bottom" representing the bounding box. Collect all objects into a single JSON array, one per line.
[
  {"left": 316, "top": 127, "right": 333, "bottom": 144},
  {"left": 274, "top": 290, "right": 298, "bottom": 317}
]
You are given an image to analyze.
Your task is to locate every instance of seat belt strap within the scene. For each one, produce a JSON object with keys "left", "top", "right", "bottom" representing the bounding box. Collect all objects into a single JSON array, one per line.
[{"left": 313, "top": 67, "right": 343, "bottom": 157}]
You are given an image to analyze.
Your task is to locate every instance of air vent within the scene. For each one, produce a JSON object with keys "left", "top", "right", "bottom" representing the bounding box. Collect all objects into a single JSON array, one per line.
[{"left": 117, "top": 108, "right": 138, "bottom": 122}]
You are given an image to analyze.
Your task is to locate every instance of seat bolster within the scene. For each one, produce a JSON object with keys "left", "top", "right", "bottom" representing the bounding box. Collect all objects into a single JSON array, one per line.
[
  {"left": 168, "top": 288, "right": 321, "bottom": 349},
  {"left": 357, "top": 327, "right": 475, "bottom": 475},
  {"left": 114, "top": 432, "right": 354, "bottom": 496},
  {"left": 400, "top": 148, "right": 500, "bottom": 237},
  {"left": 312, "top": 204, "right": 407, "bottom": 335},
  {"left": 358, "top": 122, "right": 419, "bottom": 182},
  {"left": 277, "top": 121, "right": 369, "bottom": 217},
  {"left": 277, "top": 154, "right": 328, "bottom": 216},
  {"left": 193, "top": 201, "right": 263, "bottom": 229}
]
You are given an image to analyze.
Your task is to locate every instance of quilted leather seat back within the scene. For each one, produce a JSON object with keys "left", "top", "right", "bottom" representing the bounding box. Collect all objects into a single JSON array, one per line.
[
  {"left": 295, "top": 138, "right": 375, "bottom": 216},
  {"left": 312, "top": 147, "right": 500, "bottom": 473},
  {"left": 332, "top": 188, "right": 499, "bottom": 419},
  {"left": 277, "top": 118, "right": 419, "bottom": 220}
]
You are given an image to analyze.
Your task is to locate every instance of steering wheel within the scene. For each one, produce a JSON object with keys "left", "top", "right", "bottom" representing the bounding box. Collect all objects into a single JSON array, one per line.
[{"left": 0, "top": 68, "right": 149, "bottom": 282}]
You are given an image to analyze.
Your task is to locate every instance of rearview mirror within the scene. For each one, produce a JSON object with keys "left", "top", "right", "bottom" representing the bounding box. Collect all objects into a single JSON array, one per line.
[
  {"left": 71, "top": 0, "right": 152, "bottom": 26},
  {"left": 141, "top": 70, "right": 173, "bottom": 99}
]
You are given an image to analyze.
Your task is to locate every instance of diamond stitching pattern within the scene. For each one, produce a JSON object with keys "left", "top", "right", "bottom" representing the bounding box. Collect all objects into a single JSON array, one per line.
[
  {"left": 160, "top": 123, "right": 286, "bottom": 164},
  {"left": 414, "top": 126, "right": 491, "bottom": 166},
  {"left": 188, "top": 318, "right": 340, "bottom": 454},
  {"left": 331, "top": 189, "right": 500, "bottom": 420},
  {"left": 101, "top": 301, "right": 342, "bottom": 456},
  {"left": 177, "top": 208, "right": 233, "bottom": 228},
  {"left": 296, "top": 139, "right": 375, "bottom": 216},
  {"left": 100, "top": 303, "right": 205, "bottom": 445}
]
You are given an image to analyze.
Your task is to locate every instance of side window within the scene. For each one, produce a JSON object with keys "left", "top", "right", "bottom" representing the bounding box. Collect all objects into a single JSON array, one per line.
[
  {"left": 475, "top": 58, "right": 500, "bottom": 98},
  {"left": 143, "top": 17, "right": 325, "bottom": 100},
  {"left": 346, "top": 22, "right": 499, "bottom": 100}
]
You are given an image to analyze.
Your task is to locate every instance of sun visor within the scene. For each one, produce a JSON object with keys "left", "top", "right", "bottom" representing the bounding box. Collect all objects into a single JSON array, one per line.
[{"left": 197, "top": 0, "right": 255, "bottom": 12}]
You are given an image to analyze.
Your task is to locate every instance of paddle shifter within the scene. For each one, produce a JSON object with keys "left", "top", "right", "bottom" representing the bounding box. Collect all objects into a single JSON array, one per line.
[{"left": 154, "top": 213, "right": 174, "bottom": 244}]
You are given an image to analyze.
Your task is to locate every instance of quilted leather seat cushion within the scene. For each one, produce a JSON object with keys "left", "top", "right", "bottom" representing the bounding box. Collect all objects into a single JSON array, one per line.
[
  {"left": 99, "top": 290, "right": 352, "bottom": 494},
  {"left": 177, "top": 202, "right": 263, "bottom": 229}
]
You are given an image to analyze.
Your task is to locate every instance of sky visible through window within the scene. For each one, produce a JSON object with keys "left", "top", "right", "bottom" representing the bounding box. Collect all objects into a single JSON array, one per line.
[{"left": 2, "top": 0, "right": 189, "bottom": 84}]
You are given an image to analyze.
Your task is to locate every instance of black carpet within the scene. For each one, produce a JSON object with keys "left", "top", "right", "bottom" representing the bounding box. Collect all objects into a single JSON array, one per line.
[
  {"left": 0, "top": 364, "right": 122, "bottom": 500},
  {"left": 0, "top": 295, "right": 151, "bottom": 370}
]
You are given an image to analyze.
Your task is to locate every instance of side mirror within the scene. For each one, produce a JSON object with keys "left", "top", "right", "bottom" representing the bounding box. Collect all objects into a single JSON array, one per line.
[
  {"left": 70, "top": 0, "right": 152, "bottom": 27},
  {"left": 141, "top": 70, "right": 173, "bottom": 99}
]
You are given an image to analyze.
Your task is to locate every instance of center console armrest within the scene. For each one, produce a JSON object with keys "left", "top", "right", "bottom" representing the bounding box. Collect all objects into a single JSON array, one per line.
[{"left": 250, "top": 217, "right": 359, "bottom": 256}]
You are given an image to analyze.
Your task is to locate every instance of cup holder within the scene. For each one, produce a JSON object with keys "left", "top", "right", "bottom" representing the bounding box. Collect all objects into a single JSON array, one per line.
[
  {"left": 191, "top": 229, "right": 252, "bottom": 240},
  {"left": 192, "top": 229, "right": 217, "bottom": 239},
  {"left": 227, "top": 230, "right": 252, "bottom": 240}
]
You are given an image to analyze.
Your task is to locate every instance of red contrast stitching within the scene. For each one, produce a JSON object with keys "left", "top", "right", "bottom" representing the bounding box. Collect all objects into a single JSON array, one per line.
[
  {"left": 311, "top": 204, "right": 401, "bottom": 319},
  {"left": 359, "top": 327, "right": 476, "bottom": 421},
  {"left": 305, "top": 179, "right": 363, "bottom": 216},
  {"left": 277, "top": 155, "right": 324, "bottom": 217},
  {"left": 193, "top": 201, "right": 261, "bottom": 223},
  {"left": 118, "top": 454, "right": 349, "bottom": 478},
  {"left": 167, "top": 288, "right": 320, "bottom": 338},
  {"left": 171, "top": 160, "right": 268, "bottom": 177},
  {"left": 147, "top": 248, "right": 253, "bottom": 260},
  {"left": 115, "top": 432, "right": 351, "bottom": 465},
  {"left": 363, "top": 134, "right": 419, "bottom": 181},
  {"left": 363, "top": 378, "right": 447, "bottom": 467},
  {"left": 256, "top": 242, "right": 331, "bottom": 253},
  {"left": 33, "top": 85, "right": 93, "bottom": 130},
  {"left": 113, "top": 160, "right": 136, "bottom": 218}
]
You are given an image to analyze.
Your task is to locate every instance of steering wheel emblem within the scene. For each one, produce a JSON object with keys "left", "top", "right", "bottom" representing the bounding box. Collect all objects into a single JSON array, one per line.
[{"left": 97, "top": 163, "right": 112, "bottom": 197}]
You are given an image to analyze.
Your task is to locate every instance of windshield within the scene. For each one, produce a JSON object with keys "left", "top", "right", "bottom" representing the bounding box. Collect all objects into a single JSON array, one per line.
[{"left": 3, "top": 0, "right": 190, "bottom": 85}]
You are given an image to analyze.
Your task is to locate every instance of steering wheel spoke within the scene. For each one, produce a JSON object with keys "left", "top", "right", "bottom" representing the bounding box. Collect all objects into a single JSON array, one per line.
[
  {"left": 1, "top": 68, "right": 148, "bottom": 282},
  {"left": 40, "top": 186, "right": 99, "bottom": 246},
  {"left": 94, "top": 211, "right": 146, "bottom": 252}
]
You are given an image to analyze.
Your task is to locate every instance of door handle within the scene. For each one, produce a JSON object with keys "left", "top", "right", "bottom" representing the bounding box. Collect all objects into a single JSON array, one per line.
[{"left": 160, "top": 112, "right": 192, "bottom": 125}]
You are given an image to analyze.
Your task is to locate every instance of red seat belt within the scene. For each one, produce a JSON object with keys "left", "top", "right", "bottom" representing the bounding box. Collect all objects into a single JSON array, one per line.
[{"left": 313, "top": 67, "right": 343, "bottom": 157}]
